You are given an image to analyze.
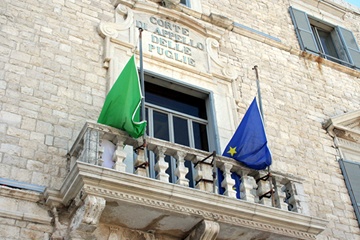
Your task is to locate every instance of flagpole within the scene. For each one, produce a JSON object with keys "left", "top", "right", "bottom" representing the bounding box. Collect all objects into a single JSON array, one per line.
[
  {"left": 252, "top": 65, "right": 274, "bottom": 207},
  {"left": 139, "top": 28, "right": 146, "bottom": 126},
  {"left": 252, "top": 65, "right": 264, "bottom": 120},
  {"left": 138, "top": 28, "right": 149, "bottom": 175}
]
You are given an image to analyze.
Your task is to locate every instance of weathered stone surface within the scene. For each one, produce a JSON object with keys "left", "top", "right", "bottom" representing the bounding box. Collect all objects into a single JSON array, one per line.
[{"left": 0, "top": 0, "right": 360, "bottom": 239}]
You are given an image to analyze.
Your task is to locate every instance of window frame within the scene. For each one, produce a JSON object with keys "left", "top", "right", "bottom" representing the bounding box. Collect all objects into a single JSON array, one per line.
[
  {"left": 180, "top": 0, "right": 191, "bottom": 8},
  {"left": 143, "top": 71, "right": 220, "bottom": 186},
  {"left": 289, "top": 6, "right": 360, "bottom": 70}
]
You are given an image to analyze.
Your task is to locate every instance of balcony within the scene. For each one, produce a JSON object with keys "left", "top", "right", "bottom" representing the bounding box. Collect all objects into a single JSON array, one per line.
[{"left": 45, "top": 122, "right": 327, "bottom": 240}]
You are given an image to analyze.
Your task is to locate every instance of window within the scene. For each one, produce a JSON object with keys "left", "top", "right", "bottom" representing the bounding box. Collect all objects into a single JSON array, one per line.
[
  {"left": 339, "top": 159, "right": 360, "bottom": 226},
  {"left": 180, "top": 0, "right": 190, "bottom": 7},
  {"left": 179, "top": 0, "right": 202, "bottom": 12},
  {"left": 289, "top": 6, "right": 360, "bottom": 70},
  {"left": 144, "top": 75, "right": 216, "bottom": 187}
]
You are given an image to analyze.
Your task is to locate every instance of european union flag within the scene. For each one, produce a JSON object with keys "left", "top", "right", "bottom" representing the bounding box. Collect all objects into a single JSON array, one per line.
[{"left": 223, "top": 97, "right": 272, "bottom": 170}]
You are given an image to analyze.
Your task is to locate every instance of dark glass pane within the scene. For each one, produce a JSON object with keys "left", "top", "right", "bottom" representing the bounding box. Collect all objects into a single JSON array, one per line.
[
  {"left": 153, "top": 111, "right": 169, "bottom": 141},
  {"left": 180, "top": 0, "right": 187, "bottom": 5},
  {"left": 318, "top": 29, "right": 339, "bottom": 58},
  {"left": 185, "top": 160, "right": 194, "bottom": 188},
  {"left": 193, "top": 122, "right": 209, "bottom": 151},
  {"left": 145, "top": 82, "right": 207, "bottom": 119},
  {"left": 174, "top": 116, "right": 189, "bottom": 146}
]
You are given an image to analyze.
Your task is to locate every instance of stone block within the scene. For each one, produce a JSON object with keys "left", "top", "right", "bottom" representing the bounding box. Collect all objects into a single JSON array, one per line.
[
  {"left": 35, "top": 121, "right": 53, "bottom": 135},
  {"left": 0, "top": 111, "right": 22, "bottom": 127}
]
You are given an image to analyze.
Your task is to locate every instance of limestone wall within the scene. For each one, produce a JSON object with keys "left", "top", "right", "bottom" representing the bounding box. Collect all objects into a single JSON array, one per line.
[{"left": 0, "top": 0, "right": 360, "bottom": 239}]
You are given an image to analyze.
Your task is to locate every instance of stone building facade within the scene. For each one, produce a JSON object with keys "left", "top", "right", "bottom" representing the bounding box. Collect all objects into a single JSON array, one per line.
[{"left": 0, "top": 0, "right": 360, "bottom": 239}]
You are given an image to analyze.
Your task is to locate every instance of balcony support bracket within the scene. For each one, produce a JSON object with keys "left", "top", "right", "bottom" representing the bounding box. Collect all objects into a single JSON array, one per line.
[
  {"left": 67, "top": 195, "right": 106, "bottom": 239},
  {"left": 184, "top": 220, "right": 220, "bottom": 240}
]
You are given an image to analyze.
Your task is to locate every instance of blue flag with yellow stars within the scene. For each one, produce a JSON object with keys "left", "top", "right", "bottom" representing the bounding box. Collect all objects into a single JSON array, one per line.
[{"left": 222, "top": 97, "right": 272, "bottom": 170}]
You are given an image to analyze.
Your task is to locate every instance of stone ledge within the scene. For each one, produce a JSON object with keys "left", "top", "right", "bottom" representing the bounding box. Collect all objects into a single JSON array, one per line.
[
  {"left": 0, "top": 207, "right": 52, "bottom": 225},
  {"left": 46, "top": 161, "right": 328, "bottom": 239}
]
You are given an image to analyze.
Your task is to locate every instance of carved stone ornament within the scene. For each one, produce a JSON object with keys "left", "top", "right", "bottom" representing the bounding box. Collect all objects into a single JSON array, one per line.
[
  {"left": 184, "top": 220, "right": 220, "bottom": 240},
  {"left": 69, "top": 195, "right": 106, "bottom": 233},
  {"left": 98, "top": 4, "right": 134, "bottom": 38},
  {"left": 83, "top": 185, "right": 318, "bottom": 239},
  {"left": 206, "top": 38, "right": 238, "bottom": 80}
]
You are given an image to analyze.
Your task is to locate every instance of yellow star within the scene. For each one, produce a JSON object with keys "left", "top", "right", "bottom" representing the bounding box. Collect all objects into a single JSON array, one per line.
[{"left": 227, "top": 146, "right": 237, "bottom": 156}]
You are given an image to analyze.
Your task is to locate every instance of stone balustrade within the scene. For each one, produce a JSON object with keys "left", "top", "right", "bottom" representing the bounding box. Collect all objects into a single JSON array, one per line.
[{"left": 67, "top": 121, "right": 308, "bottom": 215}]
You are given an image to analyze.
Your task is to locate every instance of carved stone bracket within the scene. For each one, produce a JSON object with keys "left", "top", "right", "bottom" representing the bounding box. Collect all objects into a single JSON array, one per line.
[
  {"left": 206, "top": 38, "right": 238, "bottom": 80},
  {"left": 184, "top": 220, "right": 220, "bottom": 240},
  {"left": 69, "top": 195, "right": 106, "bottom": 237},
  {"left": 98, "top": 4, "right": 134, "bottom": 38}
]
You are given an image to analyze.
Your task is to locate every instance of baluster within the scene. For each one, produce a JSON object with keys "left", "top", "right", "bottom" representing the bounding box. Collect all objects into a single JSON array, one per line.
[
  {"left": 194, "top": 155, "right": 214, "bottom": 192},
  {"left": 239, "top": 169, "right": 257, "bottom": 203},
  {"left": 97, "top": 142, "right": 104, "bottom": 167},
  {"left": 154, "top": 146, "right": 169, "bottom": 183},
  {"left": 134, "top": 144, "right": 148, "bottom": 177},
  {"left": 273, "top": 176, "right": 288, "bottom": 210},
  {"left": 220, "top": 163, "right": 236, "bottom": 198},
  {"left": 256, "top": 173, "right": 273, "bottom": 207},
  {"left": 283, "top": 182, "right": 308, "bottom": 214},
  {"left": 83, "top": 129, "right": 99, "bottom": 165},
  {"left": 112, "top": 137, "right": 127, "bottom": 172},
  {"left": 174, "top": 151, "right": 189, "bottom": 186}
]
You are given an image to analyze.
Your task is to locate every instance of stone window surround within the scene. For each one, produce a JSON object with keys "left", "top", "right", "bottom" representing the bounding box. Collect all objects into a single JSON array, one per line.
[{"left": 324, "top": 109, "right": 360, "bottom": 227}]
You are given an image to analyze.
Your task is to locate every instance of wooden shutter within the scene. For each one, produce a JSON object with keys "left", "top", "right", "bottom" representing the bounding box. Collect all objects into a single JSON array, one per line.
[
  {"left": 339, "top": 159, "right": 360, "bottom": 226},
  {"left": 337, "top": 27, "right": 360, "bottom": 69},
  {"left": 289, "top": 7, "right": 319, "bottom": 53}
]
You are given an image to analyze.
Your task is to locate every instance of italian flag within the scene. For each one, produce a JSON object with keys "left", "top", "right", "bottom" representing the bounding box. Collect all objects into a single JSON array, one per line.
[{"left": 97, "top": 55, "right": 147, "bottom": 138}]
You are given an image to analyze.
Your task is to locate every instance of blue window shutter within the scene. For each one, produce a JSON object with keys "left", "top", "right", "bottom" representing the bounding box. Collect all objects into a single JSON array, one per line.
[
  {"left": 289, "top": 7, "right": 319, "bottom": 53},
  {"left": 337, "top": 27, "right": 360, "bottom": 69},
  {"left": 339, "top": 159, "right": 360, "bottom": 226}
]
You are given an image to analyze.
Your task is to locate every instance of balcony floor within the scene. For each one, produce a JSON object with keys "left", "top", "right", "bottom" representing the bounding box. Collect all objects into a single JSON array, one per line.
[{"left": 45, "top": 162, "right": 327, "bottom": 240}]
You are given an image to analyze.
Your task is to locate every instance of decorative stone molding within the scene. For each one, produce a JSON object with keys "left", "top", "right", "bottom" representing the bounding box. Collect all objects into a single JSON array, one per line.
[
  {"left": 206, "top": 38, "right": 238, "bottom": 80},
  {"left": 324, "top": 110, "right": 360, "bottom": 161},
  {"left": 184, "top": 220, "right": 219, "bottom": 240},
  {"left": 83, "top": 185, "right": 319, "bottom": 240},
  {"left": 98, "top": 5, "right": 134, "bottom": 38},
  {"left": 98, "top": 1, "right": 240, "bottom": 83},
  {"left": 335, "top": 138, "right": 360, "bottom": 153},
  {"left": 69, "top": 195, "right": 106, "bottom": 234}
]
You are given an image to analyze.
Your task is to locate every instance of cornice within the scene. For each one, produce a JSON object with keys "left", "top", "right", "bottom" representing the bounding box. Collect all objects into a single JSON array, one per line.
[
  {"left": 323, "top": 110, "right": 360, "bottom": 141},
  {"left": 48, "top": 161, "right": 327, "bottom": 239},
  {"left": 83, "top": 184, "right": 321, "bottom": 239}
]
